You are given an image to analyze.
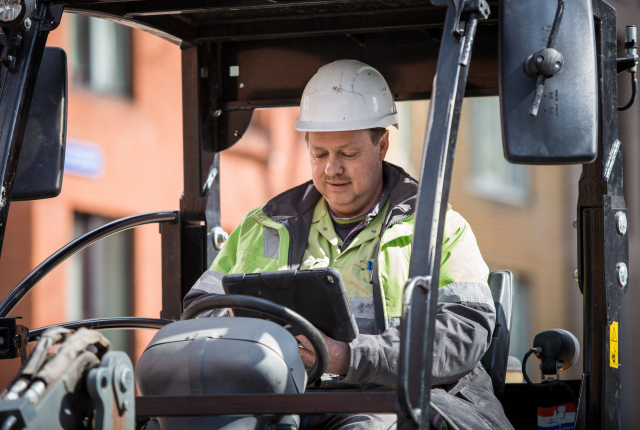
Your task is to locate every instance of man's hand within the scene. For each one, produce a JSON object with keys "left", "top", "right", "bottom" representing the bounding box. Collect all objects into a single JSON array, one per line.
[{"left": 296, "top": 332, "right": 350, "bottom": 376}]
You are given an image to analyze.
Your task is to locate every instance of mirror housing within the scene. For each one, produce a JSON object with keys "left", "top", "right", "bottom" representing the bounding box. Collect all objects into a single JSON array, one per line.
[
  {"left": 12, "top": 47, "right": 67, "bottom": 201},
  {"left": 499, "top": 0, "right": 597, "bottom": 164}
]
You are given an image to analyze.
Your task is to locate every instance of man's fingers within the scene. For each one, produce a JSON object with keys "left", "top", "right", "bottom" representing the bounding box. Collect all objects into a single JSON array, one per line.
[
  {"left": 297, "top": 332, "right": 350, "bottom": 375},
  {"left": 295, "top": 335, "right": 314, "bottom": 352},
  {"left": 298, "top": 345, "right": 316, "bottom": 366}
]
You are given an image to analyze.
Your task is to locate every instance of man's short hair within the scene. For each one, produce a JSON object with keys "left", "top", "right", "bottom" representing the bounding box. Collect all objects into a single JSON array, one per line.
[{"left": 305, "top": 128, "right": 388, "bottom": 145}]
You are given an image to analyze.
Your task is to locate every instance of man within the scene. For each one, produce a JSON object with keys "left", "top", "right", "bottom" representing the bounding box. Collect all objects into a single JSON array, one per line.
[{"left": 184, "top": 60, "right": 513, "bottom": 430}]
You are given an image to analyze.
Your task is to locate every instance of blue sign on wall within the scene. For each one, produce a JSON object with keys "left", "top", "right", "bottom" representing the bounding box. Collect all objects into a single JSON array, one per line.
[{"left": 64, "top": 140, "right": 105, "bottom": 179}]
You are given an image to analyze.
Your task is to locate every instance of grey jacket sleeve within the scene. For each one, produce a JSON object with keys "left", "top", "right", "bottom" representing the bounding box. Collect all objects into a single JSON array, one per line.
[
  {"left": 341, "top": 282, "right": 496, "bottom": 389},
  {"left": 182, "top": 270, "right": 229, "bottom": 317}
]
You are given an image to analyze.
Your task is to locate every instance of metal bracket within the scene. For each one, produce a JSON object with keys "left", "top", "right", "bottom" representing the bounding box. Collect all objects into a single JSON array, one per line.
[
  {"left": 618, "top": 26, "right": 638, "bottom": 112},
  {"left": 429, "top": 1, "right": 491, "bottom": 68},
  {"left": 0, "top": 398, "right": 36, "bottom": 429},
  {"left": 208, "top": 226, "right": 229, "bottom": 251},
  {"left": 451, "top": 0, "right": 491, "bottom": 39},
  {"left": 37, "top": 1, "right": 64, "bottom": 32},
  {"left": 210, "top": 109, "right": 254, "bottom": 152},
  {"left": 0, "top": 2, "right": 59, "bottom": 72},
  {"left": 540, "top": 359, "right": 563, "bottom": 382},
  {"left": 622, "top": 25, "right": 638, "bottom": 74},
  {"left": 0, "top": 31, "right": 22, "bottom": 69},
  {"left": 617, "top": 57, "right": 638, "bottom": 74},
  {"left": 0, "top": 0, "right": 55, "bottom": 70},
  {"left": 87, "top": 351, "right": 136, "bottom": 430},
  {"left": 0, "top": 317, "right": 27, "bottom": 360}
]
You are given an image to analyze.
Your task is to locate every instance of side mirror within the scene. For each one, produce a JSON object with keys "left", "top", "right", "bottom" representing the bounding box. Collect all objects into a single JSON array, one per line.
[
  {"left": 499, "top": 0, "right": 597, "bottom": 164},
  {"left": 12, "top": 47, "right": 67, "bottom": 201}
]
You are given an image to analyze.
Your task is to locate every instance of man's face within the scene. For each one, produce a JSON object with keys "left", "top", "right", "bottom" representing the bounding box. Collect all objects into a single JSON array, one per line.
[{"left": 308, "top": 130, "right": 389, "bottom": 218}]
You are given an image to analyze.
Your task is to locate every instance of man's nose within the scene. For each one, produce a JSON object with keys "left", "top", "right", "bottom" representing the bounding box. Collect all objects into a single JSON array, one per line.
[{"left": 325, "top": 153, "right": 344, "bottom": 176}]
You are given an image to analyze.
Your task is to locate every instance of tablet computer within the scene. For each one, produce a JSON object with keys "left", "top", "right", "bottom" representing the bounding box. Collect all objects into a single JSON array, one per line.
[{"left": 222, "top": 268, "right": 359, "bottom": 341}]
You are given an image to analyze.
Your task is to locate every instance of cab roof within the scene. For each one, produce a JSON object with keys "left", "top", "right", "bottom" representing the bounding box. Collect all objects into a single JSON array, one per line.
[
  {"left": 64, "top": 0, "right": 500, "bottom": 114},
  {"left": 64, "top": 0, "right": 497, "bottom": 47}
]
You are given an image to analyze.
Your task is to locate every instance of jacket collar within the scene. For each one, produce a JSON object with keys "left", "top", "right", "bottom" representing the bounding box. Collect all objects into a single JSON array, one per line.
[
  {"left": 380, "top": 162, "right": 418, "bottom": 228},
  {"left": 263, "top": 162, "right": 418, "bottom": 268},
  {"left": 264, "top": 161, "right": 417, "bottom": 228}
]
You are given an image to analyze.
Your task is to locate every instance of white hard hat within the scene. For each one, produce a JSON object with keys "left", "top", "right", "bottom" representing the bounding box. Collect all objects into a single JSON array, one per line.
[{"left": 295, "top": 60, "right": 399, "bottom": 132}]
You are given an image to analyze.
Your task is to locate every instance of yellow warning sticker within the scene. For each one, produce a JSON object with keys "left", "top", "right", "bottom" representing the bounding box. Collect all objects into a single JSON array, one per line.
[{"left": 610, "top": 321, "right": 619, "bottom": 368}]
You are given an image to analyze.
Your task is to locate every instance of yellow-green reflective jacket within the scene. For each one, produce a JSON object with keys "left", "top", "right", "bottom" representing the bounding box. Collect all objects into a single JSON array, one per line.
[
  {"left": 187, "top": 163, "right": 489, "bottom": 335},
  {"left": 182, "top": 164, "right": 510, "bottom": 428}
]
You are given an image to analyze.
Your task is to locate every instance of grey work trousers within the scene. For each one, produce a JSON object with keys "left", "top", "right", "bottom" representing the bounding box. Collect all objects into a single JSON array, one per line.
[{"left": 303, "top": 413, "right": 397, "bottom": 430}]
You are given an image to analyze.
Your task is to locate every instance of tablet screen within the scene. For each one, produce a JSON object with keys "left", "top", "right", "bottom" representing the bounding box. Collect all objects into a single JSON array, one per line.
[{"left": 222, "top": 268, "right": 359, "bottom": 341}]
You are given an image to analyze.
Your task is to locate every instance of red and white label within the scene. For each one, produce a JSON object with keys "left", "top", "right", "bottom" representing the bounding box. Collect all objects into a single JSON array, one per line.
[{"left": 537, "top": 403, "right": 576, "bottom": 430}]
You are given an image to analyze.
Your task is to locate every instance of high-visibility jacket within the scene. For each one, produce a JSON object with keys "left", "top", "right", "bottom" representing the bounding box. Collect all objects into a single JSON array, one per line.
[
  {"left": 184, "top": 163, "right": 514, "bottom": 430},
  {"left": 193, "top": 163, "right": 489, "bottom": 331}
]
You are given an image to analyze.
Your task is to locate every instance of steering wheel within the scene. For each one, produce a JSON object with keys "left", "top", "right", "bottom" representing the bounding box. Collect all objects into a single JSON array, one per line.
[{"left": 180, "top": 294, "right": 329, "bottom": 386}]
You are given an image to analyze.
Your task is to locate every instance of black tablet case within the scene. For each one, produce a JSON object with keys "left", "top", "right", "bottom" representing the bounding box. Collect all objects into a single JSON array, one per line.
[{"left": 222, "top": 268, "right": 359, "bottom": 341}]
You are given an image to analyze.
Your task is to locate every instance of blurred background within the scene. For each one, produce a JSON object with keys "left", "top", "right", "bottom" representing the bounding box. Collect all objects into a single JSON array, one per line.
[{"left": 0, "top": 1, "right": 639, "bottom": 426}]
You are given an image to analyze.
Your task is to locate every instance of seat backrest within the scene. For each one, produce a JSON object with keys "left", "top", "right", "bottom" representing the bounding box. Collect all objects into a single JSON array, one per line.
[{"left": 480, "top": 270, "right": 514, "bottom": 396}]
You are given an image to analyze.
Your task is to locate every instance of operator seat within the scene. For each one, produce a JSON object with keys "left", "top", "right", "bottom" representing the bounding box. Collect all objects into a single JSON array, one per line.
[{"left": 480, "top": 270, "right": 514, "bottom": 396}]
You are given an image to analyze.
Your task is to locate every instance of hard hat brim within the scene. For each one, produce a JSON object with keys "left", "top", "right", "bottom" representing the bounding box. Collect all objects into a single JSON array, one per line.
[{"left": 294, "top": 113, "right": 399, "bottom": 132}]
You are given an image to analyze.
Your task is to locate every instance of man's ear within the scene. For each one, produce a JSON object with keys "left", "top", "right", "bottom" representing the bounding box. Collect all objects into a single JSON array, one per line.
[{"left": 378, "top": 130, "right": 390, "bottom": 161}]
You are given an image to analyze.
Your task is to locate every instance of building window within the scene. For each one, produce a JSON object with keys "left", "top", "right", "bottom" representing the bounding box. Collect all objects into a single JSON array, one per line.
[
  {"left": 467, "top": 97, "right": 529, "bottom": 205},
  {"left": 67, "top": 213, "right": 133, "bottom": 355},
  {"left": 386, "top": 100, "right": 430, "bottom": 178},
  {"left": 386, "top": 101, "right": 413, "bottom": 171},
  {"left": 70, "top": 14, "right": 132, "bottom": 96}
]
